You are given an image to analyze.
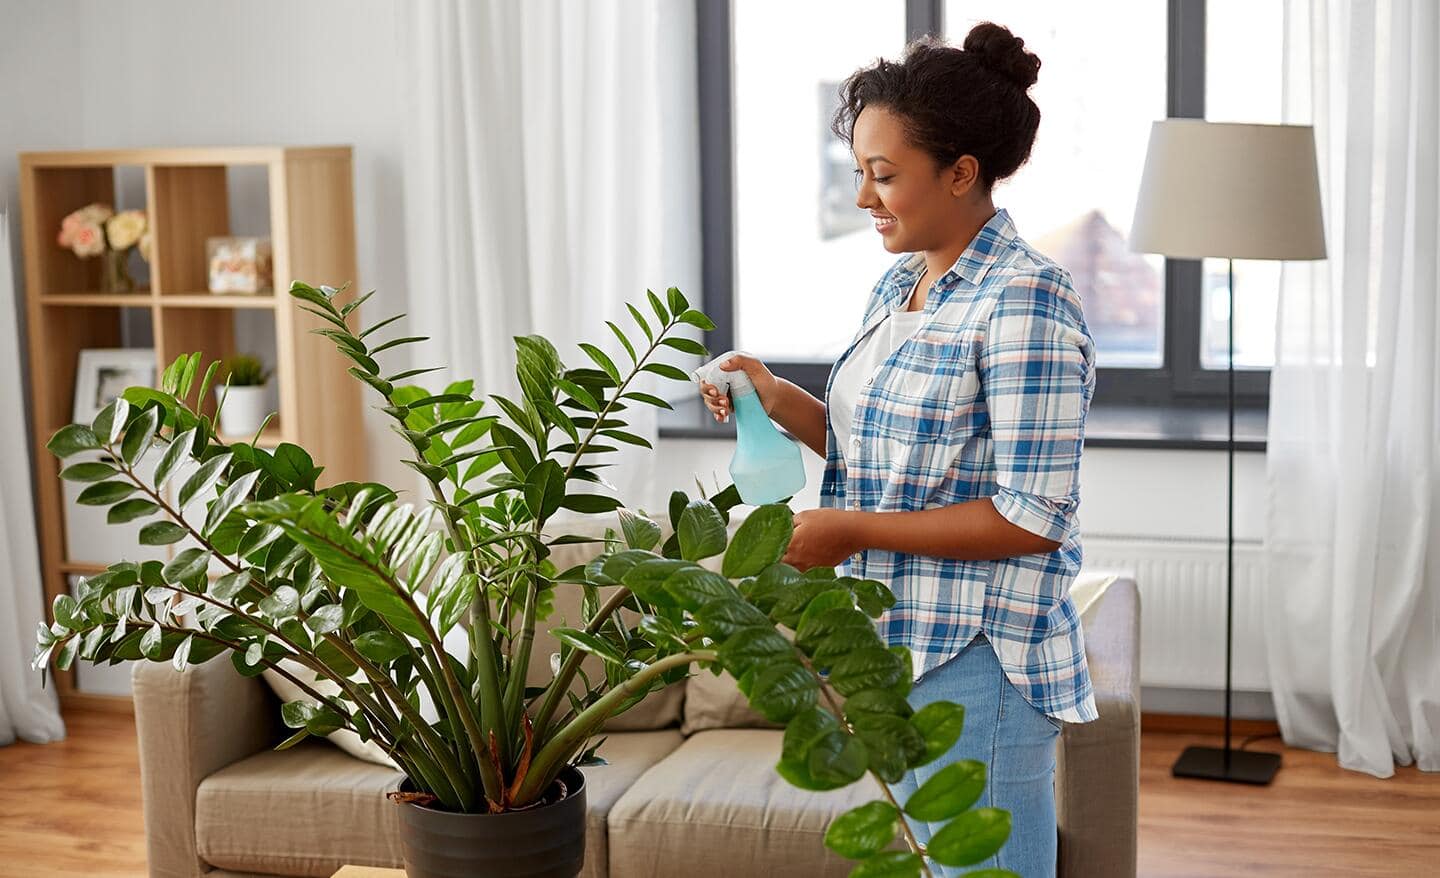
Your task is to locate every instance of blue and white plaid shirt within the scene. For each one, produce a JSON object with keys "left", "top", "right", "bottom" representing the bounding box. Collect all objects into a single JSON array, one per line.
[{"left": 822, "top": 207, "right": 1098, "bottom": 723}]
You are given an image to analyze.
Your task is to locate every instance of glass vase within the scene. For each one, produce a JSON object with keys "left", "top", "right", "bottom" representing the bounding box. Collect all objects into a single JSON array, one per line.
[{"left": 101, "top": 248, "right": 135, "bottom": 294}]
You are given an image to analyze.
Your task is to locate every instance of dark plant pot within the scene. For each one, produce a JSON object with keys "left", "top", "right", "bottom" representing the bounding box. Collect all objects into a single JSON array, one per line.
[{"left": 396, "top": 767, "right": 587, "bottom": 878}]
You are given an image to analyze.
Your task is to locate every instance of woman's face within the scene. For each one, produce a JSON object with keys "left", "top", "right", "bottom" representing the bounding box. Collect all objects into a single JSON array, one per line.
[{"left": 851, "top": 105, "right": 981, "bottom": 253}]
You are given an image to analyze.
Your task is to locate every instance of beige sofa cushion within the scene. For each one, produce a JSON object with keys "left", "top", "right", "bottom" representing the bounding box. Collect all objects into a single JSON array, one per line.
[
  {"left": 680, "top": 667, "right": 782, "bottom": 734},
  {"left": 196, "top": 729, "right": 684, "bottom": 878},
  {"left": 608, "top": 729, "right": 897, "bottom": 877}
]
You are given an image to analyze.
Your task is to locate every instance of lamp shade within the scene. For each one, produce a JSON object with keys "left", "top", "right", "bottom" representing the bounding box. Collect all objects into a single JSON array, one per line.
[{"left": 1130, "top": 119, "right": 1327, "bottom": 261}]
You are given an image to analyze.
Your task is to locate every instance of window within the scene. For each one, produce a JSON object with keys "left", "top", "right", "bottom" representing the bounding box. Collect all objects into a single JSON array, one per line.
[{"left": 698, "top": 0, "right": 1283, "bottom": 408}]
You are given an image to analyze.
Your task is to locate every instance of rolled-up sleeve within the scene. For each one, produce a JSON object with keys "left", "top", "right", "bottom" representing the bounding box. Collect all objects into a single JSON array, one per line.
[{"left": 978, "top": 270, "right": 1094, "bottom": 545}]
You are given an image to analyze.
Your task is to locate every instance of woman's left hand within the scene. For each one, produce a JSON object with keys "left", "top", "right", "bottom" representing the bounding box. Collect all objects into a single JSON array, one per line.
[{"left": 783, "top": 509, "right": 863, "bottom": 572}]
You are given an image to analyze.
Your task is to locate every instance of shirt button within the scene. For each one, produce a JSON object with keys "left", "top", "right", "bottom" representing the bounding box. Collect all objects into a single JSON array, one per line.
[
  {"left": 865, "top": 376, "right": 874, "bottom": 385},
  {"left": 851, "top": 552, "right": 862, "bottom": 565},
  {"left": 851, "top": 500, "right": 860, "bottom": 510}
]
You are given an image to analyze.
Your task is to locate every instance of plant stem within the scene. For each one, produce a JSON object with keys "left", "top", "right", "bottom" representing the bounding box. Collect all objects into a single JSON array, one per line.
[
  {"left": 530, "top": 586, "right": 634, "bottom": 743},
  {"left": 803, "top": 654, "right": 934, "bottom": 878},
  {"left": 515, "top": 649, "right": 713, "bottom": 805}
]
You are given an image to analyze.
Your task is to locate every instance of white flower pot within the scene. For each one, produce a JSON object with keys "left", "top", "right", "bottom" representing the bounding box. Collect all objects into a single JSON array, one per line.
[{"left": 216, "top": 384, "right": 271, "bottom": 437}]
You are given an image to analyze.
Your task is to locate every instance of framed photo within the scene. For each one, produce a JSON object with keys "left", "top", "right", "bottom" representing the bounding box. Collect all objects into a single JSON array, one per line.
[
  {"left": 206, "top": 236, "right": 274, "bottom": 294},
  {"left": 73, "top": 348, "right": 156, "bottom": 424}
]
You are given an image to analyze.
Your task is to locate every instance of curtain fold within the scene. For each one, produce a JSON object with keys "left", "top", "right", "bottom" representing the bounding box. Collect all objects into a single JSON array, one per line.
[
  {"left": 1265, "top": 0, "right": 1439, "bottom": 777},
  {"left": 0, "top": 211, "right": 66, "bottom": 746},
  {"left": 400, "top": 0, "right": 705, "bottom": 514}
]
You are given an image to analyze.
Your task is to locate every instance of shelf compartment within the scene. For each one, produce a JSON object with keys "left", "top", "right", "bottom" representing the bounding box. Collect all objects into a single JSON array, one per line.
[{"left": 150, "top": 165, "right": 231, "bottom": 296}]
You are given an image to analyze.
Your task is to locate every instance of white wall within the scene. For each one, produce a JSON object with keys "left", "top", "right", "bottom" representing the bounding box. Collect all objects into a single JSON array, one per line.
[{"left": 0, "top": 0, "right": 413, "bottom": 487}]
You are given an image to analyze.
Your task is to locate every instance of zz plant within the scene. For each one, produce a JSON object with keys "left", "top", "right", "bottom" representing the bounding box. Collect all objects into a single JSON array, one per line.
[{"left": 33, "top": 281, "right": 1016, "bottom": 877}]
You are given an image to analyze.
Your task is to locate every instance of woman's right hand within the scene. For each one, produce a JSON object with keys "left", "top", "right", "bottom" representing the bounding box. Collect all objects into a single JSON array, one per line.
[{"left": 698, "top": 353, "right": 781, "bottom": 423}]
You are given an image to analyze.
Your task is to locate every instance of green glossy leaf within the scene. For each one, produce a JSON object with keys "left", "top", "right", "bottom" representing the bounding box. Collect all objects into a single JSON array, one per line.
[
  {"left": 138, "top": 520, "right": 187, "bottom": 545},
  {"left": 696, "top": 597, "right": 771, "bottom": 642},
  {"left": 660, "top": 336, "right": 708, "bottom": 356},
  {"left": 828, "top": 646, "right": 904, "bottom": 696},
  {"left": 640, "top": 362, "right": 691, "bottom": 382},
  {"left": 76, "top": 481, "right": 137, "bottom": 506},
  {"left": 663, "top": 566, "right": 741, "bottom": 613},
  {"left": 666, "top": 286, "right": 689, "bottom": 315},
  {"left": 107, "top": 498, "right": 159, "bottom": 524},
  {"left": 646, "top": 288, "right": 670, "bottom": 325},
  {"left": 677, "top": 308, "right": 716, "bottom": 331},
  {"left": 748, "top": 660, "right": 818, "bottom": 723},
  {"left": 305, "top": 603, "right": 345, "bottom": 635},
  {"left": 824, "top": 800, "right": 899, "bottom": 860},
  {"left": 718, "top": 625, "right": 793, "bottom": 679},
  {"left": 48, "top": 424, "right": 100, "bottom": 459},
  {"left": 59, "top": 461, "right": 117, "bottom": 482},
  {"left": 619, "top": 390, "right": 673, "bottom": 410},
  {"left": 179, "top": 452, "right": 233, "bottom": 509},
  {"left": 807, "top": 727, "right": 869, "bottom": 786},
  {"left": 844, "top": 688, "right": 914, "bottom": 719},
  {"left": 722, "top": 504, "right": 794, "bottom": 578},
  {"left": 905, "top": 760, "right": 986, "bottom": 821},
  {"left": 354, "top": 630, "right": 410, "bottom": 663},
  {"left": 910, "top": 701, "right": 966, "bottom": 765},
  {"left": 626, "top": 302, "right": 654, "bottom": 343},
  {"left": 154, "top": 428, "right": 198, "bottom": 490},
  {"left": 552, "top": 627, "right": 626, "bottom": 665},
  {"left": 559, "top": 493, "right": 624, "bottom": 514},
  {"left": 96, "top": 396, "right": 129, "bottom": 444},
  {"left": 926, "top": 808, "right": 1012, "bottom": 868},
  {"left": 578, "top": 342, "right": 621, "bottom": 384},
  {"left": 850, "top": 712, "right": 926, "bottom": 783},
  {"left": 204, "top": 470, "right": 260, "bottom": 537},
  {"left": 259, "top": 585, "right": 301, "bottom": 620},
  {"left": 162, "top": 548, "right": 210, "bottom": 585},
  {"left": 620, "top": 558, "right": 691, "bottom": 607},
  {"left": 524, "top": 459, "right": 566, "bottom": 523},
  {"left": 677, "top": 499, "right": 726, "bottom": 561},
  {"left": 171, "top": 634, "right": 194, "bottom": 672},
  {"left": 617, "top": 508, "right": 661, "bottom": 551},
  {"left": 120, "top": 406, "right": 161, "bottom": 465},
  {"left": 605, "top": 320, "right": 638, "bottom": 364},
  {"left": 405, "top": 531, "right": 444, "bottom": 592}
]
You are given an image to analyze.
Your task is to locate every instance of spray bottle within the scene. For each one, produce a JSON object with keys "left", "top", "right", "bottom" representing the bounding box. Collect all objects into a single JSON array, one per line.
[{"left": 691, "top": 350, "right": 806, "bottom": 505}]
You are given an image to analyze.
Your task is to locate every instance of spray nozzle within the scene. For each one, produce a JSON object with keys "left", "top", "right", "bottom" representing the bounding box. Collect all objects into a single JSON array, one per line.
[{"left": 692, "top": 350, "right": 757, "bottom": 399}]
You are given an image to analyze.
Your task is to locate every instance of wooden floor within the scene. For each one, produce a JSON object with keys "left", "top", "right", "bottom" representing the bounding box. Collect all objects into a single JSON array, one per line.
[{"left": 0, "top": 709, "right": 1435, "bottom": 877}]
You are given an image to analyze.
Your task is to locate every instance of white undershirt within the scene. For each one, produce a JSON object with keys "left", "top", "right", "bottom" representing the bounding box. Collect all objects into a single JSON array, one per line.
[{"left": 829, "top": 270, "right": 929, "bottom": 462}]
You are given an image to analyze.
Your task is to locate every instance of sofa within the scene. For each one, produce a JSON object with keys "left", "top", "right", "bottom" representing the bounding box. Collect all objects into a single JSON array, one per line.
[{"left": 131, "top": 553, "right": 1140, "bottom": 878}]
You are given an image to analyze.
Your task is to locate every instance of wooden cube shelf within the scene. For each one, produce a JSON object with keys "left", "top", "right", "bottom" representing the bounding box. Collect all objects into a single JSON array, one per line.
[{"left": 18, "top": 146, "right": 369, "bottom": 709}]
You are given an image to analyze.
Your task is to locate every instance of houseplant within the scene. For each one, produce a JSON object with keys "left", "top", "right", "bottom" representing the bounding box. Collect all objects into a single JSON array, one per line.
[
  {"left": 33, "top": 281, "right": 1015, "bottom": 878},
  {"left": 214, "top": 353, "right": 273, "bottom": 438}
]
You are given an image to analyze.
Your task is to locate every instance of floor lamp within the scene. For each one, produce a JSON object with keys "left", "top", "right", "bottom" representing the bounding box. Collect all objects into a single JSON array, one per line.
[{"left": 1129, "top": 120, "right": 1327, "bottom": 784}]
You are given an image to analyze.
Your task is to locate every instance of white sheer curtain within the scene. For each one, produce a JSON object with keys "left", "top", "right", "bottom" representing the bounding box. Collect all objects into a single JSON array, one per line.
[
  {"left": 0, "top": 212, "right": 66, "bottom": 746},
  {"left": 400, "top": 0, "right": 704, "bottom": 514},
  {"left": 1264, "top": 0, "right": 1438, "bottom": 777}
]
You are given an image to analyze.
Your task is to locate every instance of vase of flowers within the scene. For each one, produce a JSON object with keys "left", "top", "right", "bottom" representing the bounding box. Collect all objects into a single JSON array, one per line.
[{"left": 56, "top": 203, "right": 152, "bottom": 293}]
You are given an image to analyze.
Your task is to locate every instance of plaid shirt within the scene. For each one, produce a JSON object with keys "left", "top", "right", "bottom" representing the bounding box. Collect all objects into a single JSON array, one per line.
[{"left": 821, "top": 208, "right": 1098, "bottom": 723}]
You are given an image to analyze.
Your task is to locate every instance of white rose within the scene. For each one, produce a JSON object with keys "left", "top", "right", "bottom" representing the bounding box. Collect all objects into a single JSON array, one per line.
[{"left": 106, "top": 210, "right": 147, "bottom": 250}]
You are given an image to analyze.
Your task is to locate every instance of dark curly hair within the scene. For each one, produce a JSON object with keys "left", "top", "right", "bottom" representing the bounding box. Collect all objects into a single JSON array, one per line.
[{"left": 831, "top": 23, "right": 1042, "bottom": 191}]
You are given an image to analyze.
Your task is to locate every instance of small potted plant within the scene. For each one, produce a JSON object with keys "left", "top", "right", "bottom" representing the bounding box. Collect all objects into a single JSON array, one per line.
[
  {"left": 215, "top": 353, "right": 273, "bottom": 438},
  {"left": 34, "top": 282, "right": 1014, "bottom": 878}
]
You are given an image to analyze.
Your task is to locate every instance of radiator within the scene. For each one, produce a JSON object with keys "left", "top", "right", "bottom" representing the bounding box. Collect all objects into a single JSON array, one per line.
[{"left": 1082, "top": 536, "right": 1270, "bottom": 692}]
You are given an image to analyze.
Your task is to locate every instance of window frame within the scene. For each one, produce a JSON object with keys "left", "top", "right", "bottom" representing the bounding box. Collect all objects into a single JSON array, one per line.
[{"left": 696, "top": 0, "right": 1270, "bottom": 409}]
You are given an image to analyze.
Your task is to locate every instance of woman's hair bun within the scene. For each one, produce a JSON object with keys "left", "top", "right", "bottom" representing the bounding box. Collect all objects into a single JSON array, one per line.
[{"left": 963, "top": 21, "right": 1040, "bottom": 90}]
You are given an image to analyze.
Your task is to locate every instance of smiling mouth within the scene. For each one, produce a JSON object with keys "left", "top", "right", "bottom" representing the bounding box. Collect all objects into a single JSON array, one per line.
[{"left": 874, "top": 216, "right": 897, "bottom": 231}]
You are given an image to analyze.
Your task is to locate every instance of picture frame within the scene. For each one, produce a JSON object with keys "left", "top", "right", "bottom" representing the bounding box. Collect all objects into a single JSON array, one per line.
[{"left": 73, "top": 347, "right": 156, "bottom": 424}]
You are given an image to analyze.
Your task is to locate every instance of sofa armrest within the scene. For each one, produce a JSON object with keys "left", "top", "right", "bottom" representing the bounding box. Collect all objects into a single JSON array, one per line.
[
  {"left": 132, "top": 655, "right": 283, "bottom": 878},
  {"left": 1056, "top": 577, "right": 1141, "bottom": 878}
]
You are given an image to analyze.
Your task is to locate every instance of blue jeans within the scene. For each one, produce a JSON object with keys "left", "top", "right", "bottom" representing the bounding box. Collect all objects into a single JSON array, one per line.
[{"left": 890, "top": 633, "right": 1062, "bottom": 878}]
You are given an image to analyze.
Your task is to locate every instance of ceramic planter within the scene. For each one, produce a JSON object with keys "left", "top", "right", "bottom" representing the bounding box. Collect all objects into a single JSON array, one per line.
[
  {"left": 216, "top": 385, "right": 269, "bottom": 437},
  {"left": 396, "top": 766, "right": 587, "bottom": 878}
]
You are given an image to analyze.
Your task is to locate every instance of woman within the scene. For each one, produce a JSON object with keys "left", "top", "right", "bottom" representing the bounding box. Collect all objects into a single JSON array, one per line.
[{"left": 698, "top": 23, "right": 1096, "bottom": 878}]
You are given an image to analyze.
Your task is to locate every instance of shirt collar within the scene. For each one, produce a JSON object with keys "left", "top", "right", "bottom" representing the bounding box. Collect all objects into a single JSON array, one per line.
[{"left": 887, "top": 207, "right": 1017, "bottom": 310}]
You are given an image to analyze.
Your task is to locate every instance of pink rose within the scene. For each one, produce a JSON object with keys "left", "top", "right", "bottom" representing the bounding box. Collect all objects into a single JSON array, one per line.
[{"left": 69, "top": 221, "right": 105, "bottom": 258}]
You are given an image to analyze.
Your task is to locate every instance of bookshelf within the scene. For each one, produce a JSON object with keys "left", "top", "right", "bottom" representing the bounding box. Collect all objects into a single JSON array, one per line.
[{"left": 18, "top": 146, "right": 369, "bottom": 711}]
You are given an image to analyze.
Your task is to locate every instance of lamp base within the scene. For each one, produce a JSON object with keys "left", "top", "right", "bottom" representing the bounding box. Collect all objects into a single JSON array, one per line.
[{"left": 1172, "top": 745, "right": 1282, "bottom": 785}]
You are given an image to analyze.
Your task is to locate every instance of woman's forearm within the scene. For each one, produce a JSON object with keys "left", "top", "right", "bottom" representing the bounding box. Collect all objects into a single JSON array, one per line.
[
  {"left": 849, "top": 499, "right": 1061, "bottom": 561},
  {"left": 771, "top": 378, "right": 828, "bottom": 457}
]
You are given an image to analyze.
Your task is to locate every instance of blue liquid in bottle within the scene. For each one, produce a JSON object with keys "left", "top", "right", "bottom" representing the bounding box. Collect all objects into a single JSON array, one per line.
[{"left": 693, "top": 351, "right": 806, "bottom": 505}]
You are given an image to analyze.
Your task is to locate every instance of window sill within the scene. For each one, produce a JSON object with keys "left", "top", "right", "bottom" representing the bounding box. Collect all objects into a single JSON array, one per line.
[{"left": 657, "top": 397, "right": 1268, "bottom": 452}]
